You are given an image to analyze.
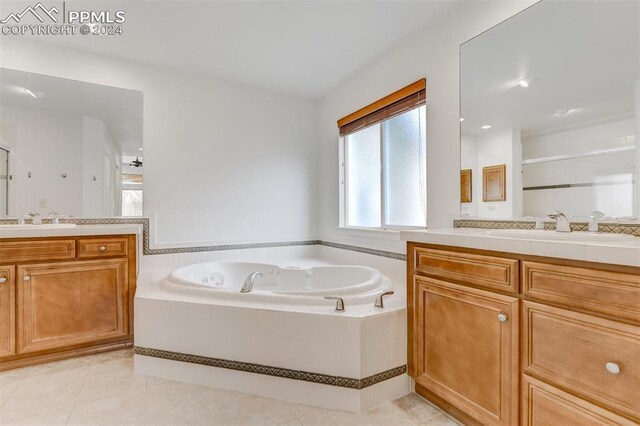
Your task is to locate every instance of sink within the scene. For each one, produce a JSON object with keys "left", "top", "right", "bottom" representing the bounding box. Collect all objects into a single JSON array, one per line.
[
  {"left": 0, "top": 224, "right": 77, "bottom": 230},
  {"left": 486, "top": 229, "right": 635, "bottom": 242}
]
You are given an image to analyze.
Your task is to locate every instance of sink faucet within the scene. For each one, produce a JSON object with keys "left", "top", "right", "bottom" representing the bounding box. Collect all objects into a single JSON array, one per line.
[
  {"left": 523, "top": 216, "right": 544, "bottom": 230},
  {"left": 548, "top": 211, "right": 571, "bottom": 233},
  {"left": 48, "top": 211, "right": 59, "bottom": 224},
  {"left": 27, "top": 212, "right": 42, "bottom": 225},
  {"left": 240, "top": 272, "right": 263, "bottom": 293}
]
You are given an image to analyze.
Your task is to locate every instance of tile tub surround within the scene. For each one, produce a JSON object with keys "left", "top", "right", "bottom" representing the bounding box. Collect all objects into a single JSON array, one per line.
[
  {"left": 400, "top": 228, "right": 640, "bottom": 267},
  {"left": 134, "top": 277, "right": 410, "bottom": 413},
  {"left": 0, "top": 348, "right": 460, "bottom": 426}
]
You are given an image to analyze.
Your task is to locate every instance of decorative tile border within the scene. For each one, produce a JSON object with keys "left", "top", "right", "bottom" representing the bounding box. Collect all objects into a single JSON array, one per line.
[
  {"left": 0, "top": 217, "right": 406, "bottom": 259},
  {"left": 134, "top": 346, "right": 407, "bottom": 389},
  {"left": 319, "top": 241, "right": 407, "bottom": 261},
  {"left": 453, "top": 219, "right": 640, "bottom": 237}
]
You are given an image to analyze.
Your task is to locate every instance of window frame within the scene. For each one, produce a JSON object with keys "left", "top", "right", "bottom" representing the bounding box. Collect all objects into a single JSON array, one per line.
[{"left": 339, "top": 104, "right": 427, "bottom": 231}]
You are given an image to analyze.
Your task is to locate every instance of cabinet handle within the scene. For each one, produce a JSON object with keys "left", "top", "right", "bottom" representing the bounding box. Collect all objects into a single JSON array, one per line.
[
  {"left": 99, "top": 245, "right": 107, "bottom": 251},
  {"left": 23, "top": 275, "right": 31, "bottom": 281},
  {"left": 605, "top": 362, "right": 621, "bottom": 375},
  {"left": 497, "top": 312, "right": 508, "bottom": 322},
  {"left": 0, "top": 277, "right": 6, "bottom": 283}
]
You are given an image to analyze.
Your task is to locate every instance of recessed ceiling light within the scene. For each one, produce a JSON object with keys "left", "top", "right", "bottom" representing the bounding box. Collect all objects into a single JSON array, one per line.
[
  {"left": 515, "top": 79, "right": 529, "bottom": 88},
  {"left": 138, "top": 148, "right": 144, "bottom": 151},
  {"left": 554, "top": 108, "right": 573, "bottom": 117},
  {"left": 459, "top": 117, "right": 465, "bottom": 122},
  {"left": 23, "top": 88, "right": 44, "bottom": 99},
  {"left": 481, "top": 125, "right": 492, "bottom": 130}
]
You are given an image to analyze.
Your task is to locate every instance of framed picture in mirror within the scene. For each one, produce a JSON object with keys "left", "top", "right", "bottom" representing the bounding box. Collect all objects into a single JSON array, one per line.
[
  {"left": 460, "top": 169, "right": 472, "bottom": 203},
  {"left": 483, "top": 164, "right": 506, "bottom": 202}
]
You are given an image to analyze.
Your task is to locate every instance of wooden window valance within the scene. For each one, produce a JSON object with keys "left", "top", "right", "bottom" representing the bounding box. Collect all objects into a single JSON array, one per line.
[{"left": 337, "top": 78, "right": 426, "bottom": 136}]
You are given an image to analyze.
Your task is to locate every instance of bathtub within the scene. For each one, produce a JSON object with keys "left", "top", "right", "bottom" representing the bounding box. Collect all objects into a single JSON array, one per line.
[
  {"left": 136, "top": 256, "right": 408, "bottom": 413},
  {"left": 160, "top": 261, "right": 393, "bottom": 305}
]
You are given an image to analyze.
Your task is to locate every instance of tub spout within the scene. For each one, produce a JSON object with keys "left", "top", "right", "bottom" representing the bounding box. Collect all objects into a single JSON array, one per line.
[{"left": 240, "top": 272, "right": 263, "bottom": 293}]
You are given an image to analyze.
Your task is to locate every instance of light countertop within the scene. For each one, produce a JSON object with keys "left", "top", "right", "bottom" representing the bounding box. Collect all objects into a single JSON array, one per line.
[
  {"left": 400, "top": 228, "right": 640, "bottom": 267},
  {"left": 0, "top": 224, "right": 143, "bottom": 239}
]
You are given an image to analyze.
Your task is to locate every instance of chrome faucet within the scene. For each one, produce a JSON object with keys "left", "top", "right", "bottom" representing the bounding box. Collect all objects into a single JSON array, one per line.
[
  {"left": 588, "top": 211, "right": 605, "bottom": 232},
  {"left": 48, "top": 211, "right": 59, "bottom": 224},
  {"left": 240, "top": 272, "right": 263, "bottom": 293},
  {"left": 374, "top": 291, "right": 394, "bottom": 308},
  {"left": 324, "top": 296, "right": 345, "bottom": 312},
  {"left": 548, "top": 211, "right": 571, "bottom": 233},
  {"left": 27, "top": 212, "right": 42, "bottom": 225},
  {"left": 523, "top": 216, "right": 544, "bottom": 230}
]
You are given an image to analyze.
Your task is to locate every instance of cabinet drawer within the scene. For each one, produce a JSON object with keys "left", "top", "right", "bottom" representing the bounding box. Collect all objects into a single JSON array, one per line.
[
  {"left": 522, "top": 375, "right": 636, "bottom": 426},
  {"left": 77, "top": 237, "right": 128, "bottom": 258},
  {"left": 0, "top": 239, "right": 75, "bottom": 264},
  {"left": 523, "top": 301, "right": 640, "bottom": 421},
  {"left": 522, "top": 261, "right": 640, "bottom": 324},
  {"left": 414, "top": 247, "right": 518, "bottom": 293}
]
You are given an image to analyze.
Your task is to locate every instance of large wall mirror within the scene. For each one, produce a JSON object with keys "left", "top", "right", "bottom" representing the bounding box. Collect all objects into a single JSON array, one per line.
[
  {"left": 460, "top": 1, "right": 639, "bottom": 222},
  {"left": 0, "top": 69, "right": 143, "bottom": 218}
]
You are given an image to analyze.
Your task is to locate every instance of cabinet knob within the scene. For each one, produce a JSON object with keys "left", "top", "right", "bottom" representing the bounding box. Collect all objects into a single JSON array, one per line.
[
  {"left": 0, "top": 277, "right": 6, "bottom": 283},
  {"left": 23, "top": 275, "right": 31, "bottom": 281},
  {"left": 99, "top": 245, "right": 107, "bottom": 251},
  {"left": 497, "top": 313, "right": 508, "bottom": 322},
  {"left": 605, "top": 362, "right": 621, "bottom": 375}
]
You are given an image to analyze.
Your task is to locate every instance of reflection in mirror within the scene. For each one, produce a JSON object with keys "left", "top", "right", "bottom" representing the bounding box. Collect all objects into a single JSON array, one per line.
[
  {"left": 460, "top": 1, "right": 639, "bottom": 221},
  {"left": 0, "top": 69, "right": 143, "bottom": 218}
]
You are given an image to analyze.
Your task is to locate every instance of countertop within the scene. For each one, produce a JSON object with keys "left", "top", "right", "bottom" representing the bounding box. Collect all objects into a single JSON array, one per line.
[
  {"left": 400, "top": 228, "right": 640, "bottom": 267},
  {"left": 0, "top": 224, "right": 143, "bottom": 239}
]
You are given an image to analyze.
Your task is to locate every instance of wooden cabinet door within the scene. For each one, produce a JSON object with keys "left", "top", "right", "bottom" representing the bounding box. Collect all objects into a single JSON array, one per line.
[
  {"left": 17, "top": 259, "right": 128, "bottom": 354},
  {"left": 411, "top": 275, "right": 519, "bottom": 426},
  {"left": 0, "top": 266, "right": 15, "bottom": 358}
]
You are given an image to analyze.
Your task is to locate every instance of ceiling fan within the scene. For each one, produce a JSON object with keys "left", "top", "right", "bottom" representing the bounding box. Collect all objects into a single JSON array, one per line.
[{"left": 129, "top": 157, "right": 143, "bottom": 168}]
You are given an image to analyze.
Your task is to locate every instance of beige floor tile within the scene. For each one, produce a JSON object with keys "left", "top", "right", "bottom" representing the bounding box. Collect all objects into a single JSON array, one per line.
[
  {"left": 145, "top": 380, "right": 221, "bottom": 421},
  {"left": 87, "top": 354, "right": 135, "bottom": 376},
  {"left": 77, "top": 367, "right": 147, "bottom": 404},
  {"left": 0, "top": 369, "right": 86, "bottom": 423},
  {"left": 3, "top": 407, "right": 72, "bottom": 426},
  {"left": 368, "top": 394, "right": 443, "bottom": 426},
  {"left": 216, "top": 392, "right": 298, "bottom": 426},
  {"left": 67, "top": 389, "right": 146, "bottom": 426},
  {"left": 143, "top": 402, "right": 224, "bottom": 426},
  {"left": 423, "top": 414, "right": 462, "bottom": 426},
  {"left": 0, "top": 377, "right": 22, "bottom": 407},
  {"left": 298, "top": 409, "right": 378, "bottom": 426}
]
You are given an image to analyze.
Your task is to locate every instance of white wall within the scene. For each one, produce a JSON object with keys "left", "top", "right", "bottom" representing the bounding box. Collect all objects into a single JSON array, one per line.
[
  {"left": 0, "top": 106, "right": 84, "bottom": 216},
  {"left": 0, "top": 38, "right": 318, "bottom": 244},
  {"left": 522, "top": 118, "right": 636, "bottom": 218},
  {"left": 82, "top": 116, "right": 121, "bottom": 217},
  {"left": 317, "top": 1, "right": 535, "bottom": 251}
]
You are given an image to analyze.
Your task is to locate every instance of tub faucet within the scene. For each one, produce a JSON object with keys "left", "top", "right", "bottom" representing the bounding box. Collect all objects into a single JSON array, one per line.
[
  {"left": 240, "top": 272, "right": 263, "bottom": 293},
  {"left": 27, "top": 212, "right": 42, "bottom": 225},
  {"left": 324, "top": 296, "right": 345, "bottom": 312},
  {"left": 548, "top": 210, "right": 571, "bottom": 233},
  {"left": 374, "top": 291, "right": 394, "bottom": 308}
]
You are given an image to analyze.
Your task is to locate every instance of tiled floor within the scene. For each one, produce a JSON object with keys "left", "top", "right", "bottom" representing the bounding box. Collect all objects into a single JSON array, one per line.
[{"left": 0, "top": 349, "right": 460, "bottom": 426}]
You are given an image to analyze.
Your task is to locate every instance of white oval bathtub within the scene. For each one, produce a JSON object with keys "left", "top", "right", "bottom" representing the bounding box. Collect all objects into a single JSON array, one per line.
[{"left": 161, "top": 261, "right": 393, "bottom": 305}]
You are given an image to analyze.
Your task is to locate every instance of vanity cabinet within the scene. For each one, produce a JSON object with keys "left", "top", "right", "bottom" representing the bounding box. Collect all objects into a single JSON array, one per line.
[
  {"left": 0, "top": 235, "right": 136, "bottom": 370},
  {"left": 0, "top": 266, "right": 15, "bottom": 358},
  {"left": 411, "top": 276, "right": 519, "bottom": 425},
  {"left": 408, "top": 242, "right": 640, "bottom": 426}
]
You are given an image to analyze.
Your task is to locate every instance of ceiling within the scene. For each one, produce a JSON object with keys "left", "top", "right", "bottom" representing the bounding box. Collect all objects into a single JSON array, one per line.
[
  {"left": 0, "top": 0, "right": 460, "bottom": 99},
  {"left": 460, "top": 1, "right": 639, "bottom": 138},
  {"left": 0, "top": 68, "right": 143, "bottom": 154}
]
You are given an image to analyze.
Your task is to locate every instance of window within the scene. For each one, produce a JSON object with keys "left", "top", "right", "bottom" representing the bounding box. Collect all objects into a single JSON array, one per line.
[{"left": 339, "top": 80, "right": 427, "bottom": 229}]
